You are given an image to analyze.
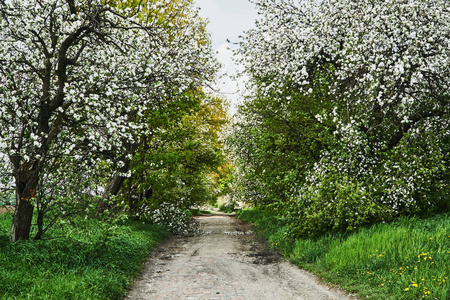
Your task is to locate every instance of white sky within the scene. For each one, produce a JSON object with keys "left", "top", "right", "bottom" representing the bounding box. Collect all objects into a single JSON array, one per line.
[{"left": 194, "top": 0, "right": 259, "bottom": 114}]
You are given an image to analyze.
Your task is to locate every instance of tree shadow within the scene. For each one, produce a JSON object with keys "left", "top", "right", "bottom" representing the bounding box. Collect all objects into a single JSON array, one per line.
[{"left": 0, "top": 234, "right": 10, "bottom": 247}]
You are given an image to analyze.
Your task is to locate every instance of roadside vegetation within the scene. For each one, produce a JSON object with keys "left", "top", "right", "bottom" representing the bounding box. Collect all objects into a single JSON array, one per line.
[
  {"left": 239, "top": 209, "right": 449, "bottom": 300},
  {"left": 0, "top": 211, "right": 169, "bottom": 299},
  {"left": 1, "top": 0, "right": 449, "bottom": 299},
  {"left": 0, "top": 0, "right": 228, "bottom": 243},
  {"left": 229, "top": 2, "right": 449, "bottom": 299},
  {"left": 230, "top": 0, "right": 449, "bottom": 239},
  {"left": 0, "top": 0, "right": 229, "bottom": 297}
]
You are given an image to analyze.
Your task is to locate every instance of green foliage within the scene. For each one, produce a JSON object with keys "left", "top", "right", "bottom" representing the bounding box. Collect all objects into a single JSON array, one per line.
[
  {"left": 231, "top": 0, "right": 450, "bottom": 240},
  {"left": 239, "top": 209, "right": 450, "bottom": 300},
  {"left": 121, "top": 92, "right": 228, "bottom": 221},
  {"left": 218, "top": 200, "right": 239, "bottom": 213},
  {"left": 0, "top": 193, "right": 15, "bottom": 206},
  {"left": 238, "top": 208, "right": 295, "bottom": 254},
  {"left": 0, "top": 212, "right": 168, "bottom": 299},
  {"left": 231, "top": 86, "right": 450, "bottom": 237},
  {"left": 229, "top": 81, "right": 333, "bottom": 206}
]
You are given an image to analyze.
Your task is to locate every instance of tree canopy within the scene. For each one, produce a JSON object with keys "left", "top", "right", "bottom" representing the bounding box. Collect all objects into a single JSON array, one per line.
[
  {"left": 0, "top": 0, "right": 224, "bottom": 241},
  {"left": 231, "top": 0, "right": 450, "bottom": 237}
]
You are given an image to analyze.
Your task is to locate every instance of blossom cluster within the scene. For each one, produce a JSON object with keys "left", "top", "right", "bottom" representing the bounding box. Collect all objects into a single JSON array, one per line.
[
  {"left": 231, "top": 0, "right": 450, "bottom": 235},
  {"left": 145, "top": 202, "right": 200, "bottom": 236},
  {"left": 0, "top": 0, "right": 219, "bottom": 239},
  {"left": 0, "top": 1, "right": 216, "bottom": 177}
]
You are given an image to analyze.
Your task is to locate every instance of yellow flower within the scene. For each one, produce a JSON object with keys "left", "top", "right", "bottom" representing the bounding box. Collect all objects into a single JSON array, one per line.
[
  {"left": 404, "top": 288, "right": 409, "bottom": 291},
  {"left": 412, "top": 283, "right": 419, "bottom": 287}
]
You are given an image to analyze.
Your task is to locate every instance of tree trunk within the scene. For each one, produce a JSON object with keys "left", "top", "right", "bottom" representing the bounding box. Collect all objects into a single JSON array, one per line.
[
  {"left": 34, "top": 208, "right": 45, "bottom": 240},
  {"left": 10, "top": 200, "right": 34, "bottom": 241},
  {"left": 97, "top": 144, "right": 137, "bottom": 216},
  {"left": 96, "top": 174, "right": 126, "bottom": 216},
  {"left": 10, "top": 180, "right": 37, "bottom": 242}
]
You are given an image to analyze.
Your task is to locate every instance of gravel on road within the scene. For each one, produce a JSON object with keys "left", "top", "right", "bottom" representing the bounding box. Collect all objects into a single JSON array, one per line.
[{"left": 125, "top": 214, "right": 356, "bottom": 300}]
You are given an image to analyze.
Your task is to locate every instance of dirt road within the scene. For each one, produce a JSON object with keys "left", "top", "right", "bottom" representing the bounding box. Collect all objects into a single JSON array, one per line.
[{"left": 126, "top": 214, "right": 355, "bottom": 300}]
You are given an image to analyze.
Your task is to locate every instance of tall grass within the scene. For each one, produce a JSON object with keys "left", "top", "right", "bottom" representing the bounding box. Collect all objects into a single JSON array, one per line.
[
  {"left": 0, "top": 212, "right": 168, "bottom": 299},
  {"left": 239, "top": 209, "right": 450, "bottom": 300}
]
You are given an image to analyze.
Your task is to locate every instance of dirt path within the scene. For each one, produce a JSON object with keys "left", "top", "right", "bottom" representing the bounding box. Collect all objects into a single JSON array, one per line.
[{"left": 126, "top": 214, "right": 356, "bottom": 300}]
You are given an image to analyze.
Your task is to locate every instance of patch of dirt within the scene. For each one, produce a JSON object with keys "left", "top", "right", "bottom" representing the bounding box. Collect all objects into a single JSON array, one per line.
[
  {"left": 0, "top": 206, "right": 14, "bottom": 215},
  {"left": 126, "top": 214, "right": 357, "bottom": 300}
]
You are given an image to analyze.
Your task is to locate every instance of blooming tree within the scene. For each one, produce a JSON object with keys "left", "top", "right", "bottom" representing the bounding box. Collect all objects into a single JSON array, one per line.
[
  {"left": 232, "top": 0, "right": 450, "bottom": 236},
  {"left": 116, "top": 91, "right": 228, "bottom": 219},
  {"left": 0, "top": 0, "right": 217, "bottom": 241}
]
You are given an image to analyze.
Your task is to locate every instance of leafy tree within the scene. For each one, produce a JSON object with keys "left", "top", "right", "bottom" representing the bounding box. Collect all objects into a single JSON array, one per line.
[
  {"left": 229, "top": 74, "right": 335, "bottom": 206},
  {"left": 232, "top": 0, "right": 450, "bottom": 237},
  {"left": 121, "top": 92, "right": 228, "bottom": 221},
  {"left": 0, "top": 0, "right": 217, "bottom": 241},
  {"left": 96, "top": 0, "right": 214, "bottom": 213}
]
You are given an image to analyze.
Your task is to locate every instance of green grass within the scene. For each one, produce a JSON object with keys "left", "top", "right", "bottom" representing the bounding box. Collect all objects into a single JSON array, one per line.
[
  {"left": 239, "top": 209, "right": 450, "bottom": 300},
  {"left": 0, "top": 212, "right": 169, "bottom": 299}
]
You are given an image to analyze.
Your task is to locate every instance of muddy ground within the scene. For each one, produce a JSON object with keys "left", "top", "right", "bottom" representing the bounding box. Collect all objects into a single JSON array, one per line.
[{"left": 126, "top": 214, "right": 356, "bottom": 300}]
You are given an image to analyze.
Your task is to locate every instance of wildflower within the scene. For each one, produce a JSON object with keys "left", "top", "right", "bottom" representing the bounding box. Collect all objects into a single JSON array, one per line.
[{"left": 404, "top": 288, "right": 409, "bottom": 291}]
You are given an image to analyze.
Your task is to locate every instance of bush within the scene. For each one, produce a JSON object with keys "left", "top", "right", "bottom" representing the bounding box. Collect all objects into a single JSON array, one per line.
[{"left": 144, "top": 202, "right": 200, "bottom": 236}]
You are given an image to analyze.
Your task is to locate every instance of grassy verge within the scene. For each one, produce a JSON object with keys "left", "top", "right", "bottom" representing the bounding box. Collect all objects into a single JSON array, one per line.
[
  {"left": 0, "top": 212, "right": 169, "bottom": 300},
  {"left": 239, "top": 209, "right": 450, "bottom": 300}
]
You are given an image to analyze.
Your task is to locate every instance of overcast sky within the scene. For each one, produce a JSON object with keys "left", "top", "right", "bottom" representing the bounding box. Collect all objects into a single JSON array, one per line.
[{"left": 194, "top": 0, "right": 259, "bottom": 114}]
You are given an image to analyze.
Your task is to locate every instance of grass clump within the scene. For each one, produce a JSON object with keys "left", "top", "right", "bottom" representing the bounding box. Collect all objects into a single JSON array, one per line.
[
  {"left": 239, "top": 209, "right": 450, "bottom": 300},
  {"left": 0, "top": 212, "right": 169, "bottom": 300}
]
